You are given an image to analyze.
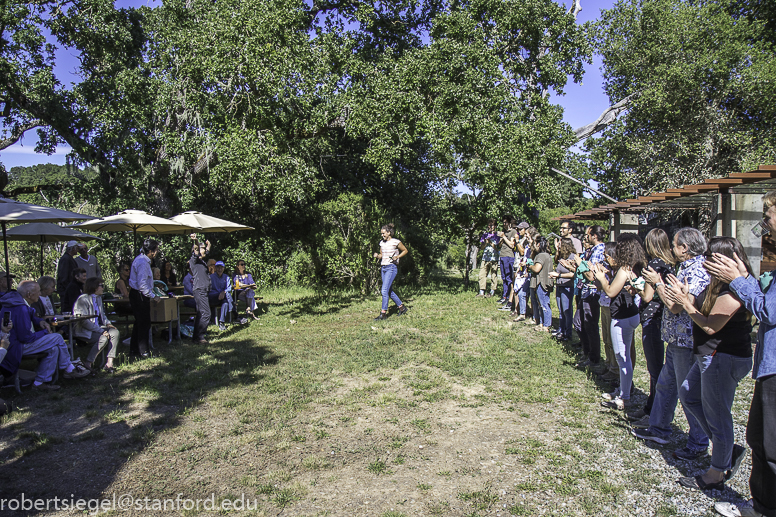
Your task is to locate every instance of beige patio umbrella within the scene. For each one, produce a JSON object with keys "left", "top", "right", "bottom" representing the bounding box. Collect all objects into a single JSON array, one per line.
[
  {"left": 0, "top": 198, "right": 97, "bottom": 277},
  {"left": 68, "top": 209, "right": 197, "bottom": 248},
  {"left": 167, "top": 211, "right": 254, "bottom": 233},
  {"left": 4, "top": 223, "right": 103, "bottom": 276}
]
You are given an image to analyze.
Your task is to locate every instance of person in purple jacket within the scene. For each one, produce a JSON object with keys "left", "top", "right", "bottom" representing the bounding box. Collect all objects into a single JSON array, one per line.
[
  {"left": 0, "top": 281, "right": 90, "bottom": 390},
  {"left": 234, "top": 260, "right": 260, "bottom": 320}
]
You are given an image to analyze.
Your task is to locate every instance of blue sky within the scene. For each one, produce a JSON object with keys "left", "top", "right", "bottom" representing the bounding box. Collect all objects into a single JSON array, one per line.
[{"left": 1, "top": 0, "right": 614, "bottom": 169}]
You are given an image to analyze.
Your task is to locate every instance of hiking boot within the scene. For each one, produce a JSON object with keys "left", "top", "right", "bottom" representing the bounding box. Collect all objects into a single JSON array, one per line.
[
  {"left": 631, "top": 428, "right": 670, "bottom": 445},
  {"left": 397, "top": 305, "right": 408, "bottom": 316},
  {"left": 374, "top": 313, "right": 387, "bottom": 321},
  {"left": 627, "top": 408, "right": 648, "bottom": 421}
]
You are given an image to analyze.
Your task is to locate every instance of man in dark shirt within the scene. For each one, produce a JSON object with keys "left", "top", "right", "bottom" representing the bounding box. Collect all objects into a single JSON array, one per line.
[
  {"left": 496, "top": 216, "right": 517, "bottom": 306},
  {"left": 189, "top": 234, "right": 211, "bottom": 344},
  {"left": 56, "top": 241, "right": 79, "bottom": 300}
]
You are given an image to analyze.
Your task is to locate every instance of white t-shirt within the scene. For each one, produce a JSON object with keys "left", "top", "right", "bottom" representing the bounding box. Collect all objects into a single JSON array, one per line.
[{"left": 379, "top": 238, "right": 402, "bottom": 266}]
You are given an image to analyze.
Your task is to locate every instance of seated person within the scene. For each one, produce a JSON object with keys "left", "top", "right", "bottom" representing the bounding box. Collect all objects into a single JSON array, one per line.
[
  {"left": 151, "top": 267, "right": 168, "bottom": 297},
  {"left": 207, "top": 259, "right": 216, "bottom": 275},
  {"left": 161, "top": 261, "right": 178, "bottom": 287},
  {"left": 0, "top": 271, "right": 11, "bottom": 296},
  {"left": 0, "top": 281, "right": 90, "bottom": 390},
  {"left": 209, "top": 261, "right": 234, "bottom": 330},
  {"left": 114, "top": 262, "right": 131, "bottom": 298},
  {"left": 74, "top": 277, "right": 119, "bottom": 373},
  {"left": 182, "top": 268, "right": 196, "bottom": 309},
  {"left": 233, "top": 260, "right": 260, "bottom": 320},
  {"left": 61, "top": 268, "right": 86, "bottom": 314},
  {"left": 0, "top": 322, "right": 10, "bottom": 415},
  {"left": 32, "top": 276, "right": 57, "bottom": 318}
]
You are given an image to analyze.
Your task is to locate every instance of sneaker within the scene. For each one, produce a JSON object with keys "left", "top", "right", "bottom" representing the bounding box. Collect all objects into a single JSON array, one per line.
[
  {"left": 218, "top": 321, "right": 227, "bottom": 331},
  {"left": 397, "top": 305, "right": 408, "bottom": 316},
  {"left": 631, "top": 428, "right": 670, "bottom": 445},
  {"left": 62, "top": 365, "right": 91, "bottom": 379},
  {"left": 374, "top": 313, "right": 387, "bottom": 321},
  {"left": 631, "top": 415, "right": 651, "bottom": 429},
  {"left": 601, "top": 397, "right": 631, "bottom": 410},
  {"left": 673, "top": 446, "right": 707, "bottom": 461},
  {"left": 239, "top": 317, "right": 249, "bottom": 325},
  {"left": 476, "top": 291, "right": 485, "bottom": 297},
  {"left": 576, "top": 358, "right": 592, "bottom": 368},
  {"left": 627, "top": 408, "right": 648, "bottom": 421},
  {"left": 513, "top": 315, "right": 525, "bottom": 322},
  {"left": 498, "top": 305, "right": 512, "bottom": 311},
  {"left": 486, "top": 292, "right": 494, "bottom": 297},
  {"left": 496, "top": 297, "right": 506, "bottom": 304},
  {"left": 591, "top": 364, "right": 608, "bottom": 375},
  {"left": 32, "top": 382, "right": 61, "bottom": 391},
  {"left": 601, "top": 389, "right": 620, "bottom": 401},
  {"left": 715, "top": 500, "right": 763, "bottom": 517}
]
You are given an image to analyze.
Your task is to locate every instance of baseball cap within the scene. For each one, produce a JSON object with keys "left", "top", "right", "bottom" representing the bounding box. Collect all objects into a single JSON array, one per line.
[
  {"left": 517, "top": 222, "right": 529, "bottom": 229},
  {"left": 66, "top": 240, "right": 79, "bottom": 248},
  {"left": 215, "top": 261, "right": 225, "bottom": 267}
]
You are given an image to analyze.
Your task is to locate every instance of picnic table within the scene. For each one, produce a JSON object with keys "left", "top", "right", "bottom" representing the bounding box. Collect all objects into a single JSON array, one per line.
[
  {"left": 104, "top": 295, "right": 194, "bottom": 343},
  {"left": 48, "top": 314, "right": 97, "bottom": 361}
]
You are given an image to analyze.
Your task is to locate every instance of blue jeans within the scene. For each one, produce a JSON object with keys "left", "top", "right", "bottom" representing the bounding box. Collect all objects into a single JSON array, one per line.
[
  {"left": 647, "top": 345, "right": 710, "bottom": 452},
  {"left": 516, "top": 277, "right": 529, "bottom": 315},
  {"left": 534, "top": 285, "right": 552, "bottom": 327},
  {"left": 380, "top": 264, "right": 402, "bottom": 312},
  {"left": 641, "top": 316, "right": 665, "bottom": 414},
  {"left": 556, "top": 286, "right": 573, "bottom": 338},
  {"left": 499, "top": 256, "right": 514, "bottom": 298},
  {"left": 612, "top": 314, "right": 640, "bottom": 400},
  {"left": 680, "top": 352, "right": 752, "bottom": 471}
]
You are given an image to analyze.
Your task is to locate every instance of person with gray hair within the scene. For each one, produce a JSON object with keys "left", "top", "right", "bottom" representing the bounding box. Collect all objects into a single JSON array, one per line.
[
  {"left": 634, "top": 227, "right": 710, "bottom": 460},
  {"left": 0, "top": 280, "right": 90, "bottom": 391},
  {"left": 32, "top": 276, "right": 57, "bottom": 318}
]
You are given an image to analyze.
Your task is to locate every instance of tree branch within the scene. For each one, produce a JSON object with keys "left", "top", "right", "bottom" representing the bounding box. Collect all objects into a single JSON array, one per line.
[
  {"left": 0, "top": 120, "right": 42, "bottom": 150},
  {"left": 573, "top": 92, "right": 639, "bottom": 142}
]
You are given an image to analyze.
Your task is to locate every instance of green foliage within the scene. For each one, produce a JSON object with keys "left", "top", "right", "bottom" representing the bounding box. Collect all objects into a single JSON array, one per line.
[{"left": 589, "top": 0, "right": 776, "bottom": 198}]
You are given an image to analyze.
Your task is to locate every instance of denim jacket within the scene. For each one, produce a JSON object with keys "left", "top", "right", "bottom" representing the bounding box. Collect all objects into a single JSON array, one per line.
[{"left": 730, "top": 274, "right": 776, "bottom": 379}]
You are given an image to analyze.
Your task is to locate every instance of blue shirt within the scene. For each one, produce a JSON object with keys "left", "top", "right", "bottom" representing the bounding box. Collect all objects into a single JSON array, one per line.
[
  {"left": 730, "top": 274, "right": 776, "bottom": 379},
  {"left": 661, "top": 255, "right": 710, "bottom": 349},
  {"left": 581, "top": 243, "right": 605, "bottom": 299},
  {"left": 209, "top": 272, "right": 232, "bottom": 296}
]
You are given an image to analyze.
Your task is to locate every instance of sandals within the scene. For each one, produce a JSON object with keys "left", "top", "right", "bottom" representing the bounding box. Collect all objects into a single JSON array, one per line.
[{"left": 678, "top": 475, "right": 725, "bottom": 491}]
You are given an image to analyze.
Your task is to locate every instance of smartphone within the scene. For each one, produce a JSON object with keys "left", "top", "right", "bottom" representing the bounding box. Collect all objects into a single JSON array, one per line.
[{"left": 3, "top": 311, "right": 10, "bottom": 327}]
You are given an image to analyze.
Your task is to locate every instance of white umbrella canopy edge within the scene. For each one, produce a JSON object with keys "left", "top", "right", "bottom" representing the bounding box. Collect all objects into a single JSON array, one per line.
[{"left": 165, "top": 211, "right": 254, "bottom": 233}]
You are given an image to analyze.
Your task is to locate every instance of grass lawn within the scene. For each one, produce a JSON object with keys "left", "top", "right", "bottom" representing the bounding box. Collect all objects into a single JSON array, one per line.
[{"left": 0, "top": 272, "right": 753, "bottom": 516}]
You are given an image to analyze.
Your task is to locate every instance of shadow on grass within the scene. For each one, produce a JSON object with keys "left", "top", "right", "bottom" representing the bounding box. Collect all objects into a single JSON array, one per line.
[{"left": 0, "top": 336, "right": 282, "bottom": 511}]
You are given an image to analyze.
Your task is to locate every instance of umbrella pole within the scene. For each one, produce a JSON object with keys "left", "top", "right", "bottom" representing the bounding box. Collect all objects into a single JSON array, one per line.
[
  {"left": 2, "top": 222, "right": 9, "bottom": 278},
  {"left": 40, "top": 243, "right": 44, "bottom": 277}
]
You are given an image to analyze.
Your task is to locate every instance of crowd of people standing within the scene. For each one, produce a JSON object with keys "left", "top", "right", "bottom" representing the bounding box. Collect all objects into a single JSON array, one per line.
[{"left": 474, "top": 199, "right": 776, "bottom": 516}]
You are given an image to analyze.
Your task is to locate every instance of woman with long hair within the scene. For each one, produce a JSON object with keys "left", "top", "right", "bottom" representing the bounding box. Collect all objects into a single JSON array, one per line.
[
  {"left": 629, "top": 229, "right": 675, "bottom": 426},
  {"left": 161, "top": 261, "right": 178, "bottom": 287},
  {"left": 372, "top": 223, "right": 409, "bottom": 320},
  {"left": 593, "top": 235, "right": 647, "bottom": 410},
  {"left": 665, "top": 237, "right": 752, "bottom": 491},
  {"left": 550, "top": 237, "right": 577, "bottom": 340},
  {"left": 528, "top": 236, "right": 553, "bottom": 332}
]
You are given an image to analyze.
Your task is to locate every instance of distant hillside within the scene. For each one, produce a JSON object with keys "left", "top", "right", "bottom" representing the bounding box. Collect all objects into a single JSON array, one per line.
[{"left": 8, "top": 164, "right": 96, "bottom": 188}]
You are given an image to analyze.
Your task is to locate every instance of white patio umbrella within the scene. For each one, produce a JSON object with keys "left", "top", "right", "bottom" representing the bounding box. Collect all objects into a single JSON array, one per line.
[
  {"left": 68, "top": 209, "right": 197, "bottom": 248},
  {"left": 0, "top": 198, "right": 97, "bottom": 277},
  {"left": 4, "top": 223, "right": 103, "bottom": 276},
  {"left": 167, "top": 211, "right": 254, "bottom": 233}
]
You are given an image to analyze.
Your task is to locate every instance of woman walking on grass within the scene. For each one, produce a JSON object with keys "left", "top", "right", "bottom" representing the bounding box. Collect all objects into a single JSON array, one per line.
[
  {"left": 593, "top": 235, "right": 647, "bottom": 410},
  {"left": 373, "top": 223, "right": 408, "bottom": 321},
  {"left": 664, "top": 237, "right": 752, "bottom": 492}
]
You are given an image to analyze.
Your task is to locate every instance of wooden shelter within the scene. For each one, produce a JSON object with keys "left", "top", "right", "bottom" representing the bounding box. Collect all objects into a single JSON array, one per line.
[{"left": 556, "top": 165, "right": 776, "bottom": 275}]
